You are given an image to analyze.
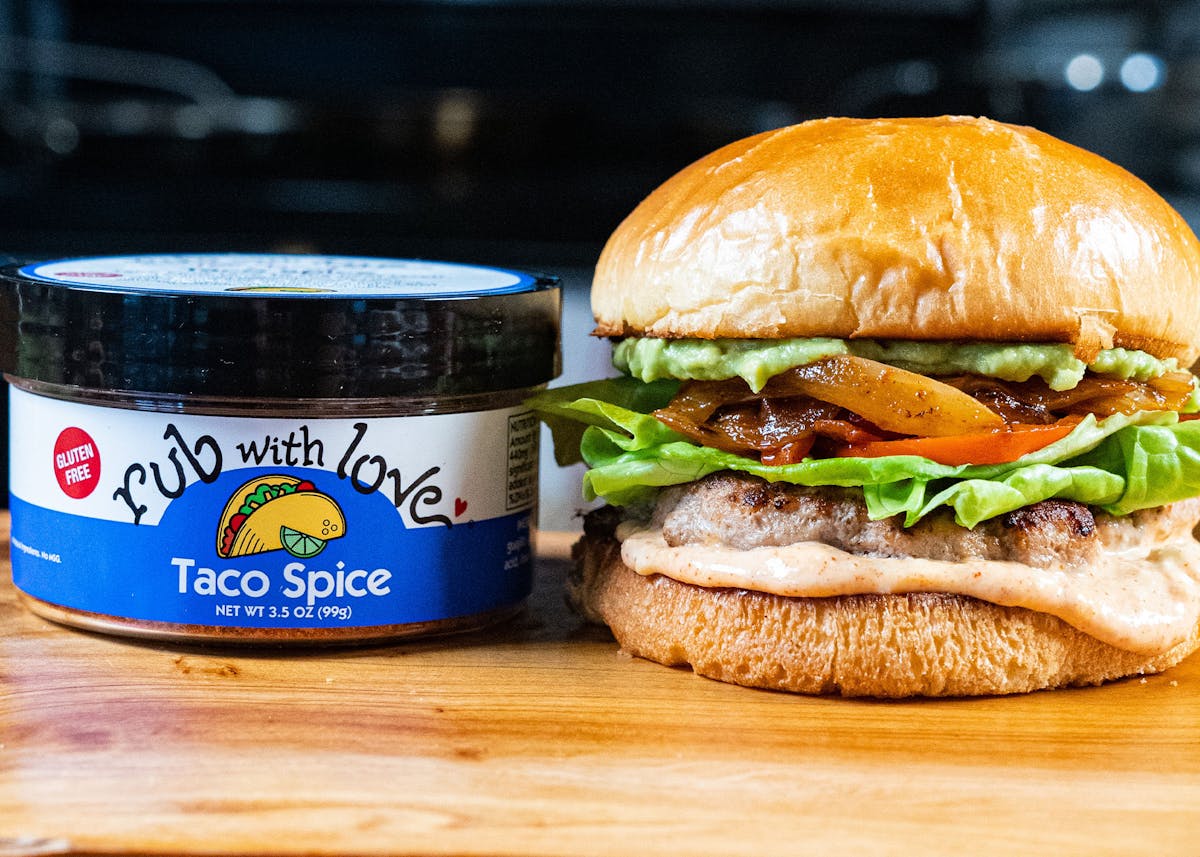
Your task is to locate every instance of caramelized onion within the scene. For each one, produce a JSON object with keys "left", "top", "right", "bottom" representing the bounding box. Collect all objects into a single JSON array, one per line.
[
  {"left": 760, "top": 436, "right": 815, "bottom": 466},
  {"left": 655, "top": 395, "right": 842, "bottom": 460},
  {"left": 761, "top": 355, "right": 1005, "bottom": 436},
  {"left": 944, "top": 371, "right": 1195, "bottom": 418}
]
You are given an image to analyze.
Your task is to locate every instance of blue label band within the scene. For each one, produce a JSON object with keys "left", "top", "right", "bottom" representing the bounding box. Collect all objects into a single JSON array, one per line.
[{"left": 11, "top": 484, "right": 533, "bottom": 629}]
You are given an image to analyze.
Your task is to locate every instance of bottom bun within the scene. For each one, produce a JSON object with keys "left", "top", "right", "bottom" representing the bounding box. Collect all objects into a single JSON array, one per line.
[{"left": 570, "top": 515, "right": 1200, "bottom": 697}]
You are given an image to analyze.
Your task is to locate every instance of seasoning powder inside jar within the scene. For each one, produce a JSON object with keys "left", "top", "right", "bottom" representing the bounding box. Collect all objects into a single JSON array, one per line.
[{"left": 0, "top": 253, "right": 561, "bottom": 643}]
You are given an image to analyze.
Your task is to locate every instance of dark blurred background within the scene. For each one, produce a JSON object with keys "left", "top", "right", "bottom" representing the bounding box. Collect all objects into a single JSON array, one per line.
[{"left": 1, "top": 0, "right": 1195, "bottom": 526}]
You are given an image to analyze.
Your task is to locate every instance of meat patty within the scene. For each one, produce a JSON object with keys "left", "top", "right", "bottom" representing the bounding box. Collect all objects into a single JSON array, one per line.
[{"left": 638, "top": 473, "right": 1200, "bottom": 568}]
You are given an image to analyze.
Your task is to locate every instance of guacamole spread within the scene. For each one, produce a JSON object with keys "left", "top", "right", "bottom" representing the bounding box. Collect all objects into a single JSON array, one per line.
[{"left": 612, "top": 337, "right": 1181, "bottom": 393}]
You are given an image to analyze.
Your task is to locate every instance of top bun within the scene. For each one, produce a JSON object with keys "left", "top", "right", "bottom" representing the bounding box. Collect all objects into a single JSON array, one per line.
[{"left": 592, "top": 116, "right": 1200, "bottom": 364}]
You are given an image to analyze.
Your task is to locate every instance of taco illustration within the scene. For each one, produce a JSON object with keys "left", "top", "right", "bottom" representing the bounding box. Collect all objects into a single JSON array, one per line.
[{"left": 216, "top": 475, "right": 346, "bottom": 559}]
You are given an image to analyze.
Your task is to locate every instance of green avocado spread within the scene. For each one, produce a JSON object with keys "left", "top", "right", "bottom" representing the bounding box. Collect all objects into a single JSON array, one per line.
[{"left": 611, "top": 337, "right": 1182, "bottom": 393}]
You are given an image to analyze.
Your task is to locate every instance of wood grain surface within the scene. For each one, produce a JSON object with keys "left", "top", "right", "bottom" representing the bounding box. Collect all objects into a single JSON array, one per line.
[{"left": 2, "top": 523, "right": 1199, "bottom": 856}]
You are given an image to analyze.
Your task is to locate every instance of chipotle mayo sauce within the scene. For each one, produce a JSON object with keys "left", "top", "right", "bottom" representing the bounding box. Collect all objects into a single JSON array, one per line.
[{"left": 616, "top": 523, "right": 1200, "bottom": 654}]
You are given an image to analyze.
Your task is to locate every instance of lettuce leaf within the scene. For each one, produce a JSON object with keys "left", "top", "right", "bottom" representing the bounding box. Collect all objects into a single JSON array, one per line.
[
  {"left": 528, "top": 380, "right": 1200, "bottom": 527},
  {"left": 527, "top": 377, "right": 679, "bottom": 466},
  {"left": 1070, "top": 418, "right": 1200, "bottom": 515}
]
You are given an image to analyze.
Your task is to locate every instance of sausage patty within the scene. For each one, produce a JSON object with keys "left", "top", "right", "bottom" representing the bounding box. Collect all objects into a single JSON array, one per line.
[{"left": 632, "top": 473, "right": 1200, "bottom": 568}]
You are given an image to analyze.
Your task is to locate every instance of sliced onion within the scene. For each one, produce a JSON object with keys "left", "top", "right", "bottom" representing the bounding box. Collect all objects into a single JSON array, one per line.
[
  {"left": 654, "top": 395, "right": 842, "bottom": 461},
  {"left": 762, "top": 355, "right": 1004, "bottom": 436},
  {"left": 944, "top": 371, "right": 1195, "bottom": 418},
  {"left": 656, "top": 378, "right": 756, "bottom": 424}
]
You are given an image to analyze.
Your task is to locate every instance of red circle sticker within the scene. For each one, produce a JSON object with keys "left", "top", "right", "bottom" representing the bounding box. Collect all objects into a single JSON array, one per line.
[{"left": 53, "top": 427, "right": 101, "bottom": 499}]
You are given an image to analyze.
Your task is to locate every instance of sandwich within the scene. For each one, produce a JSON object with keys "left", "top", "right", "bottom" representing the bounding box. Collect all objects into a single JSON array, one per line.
[
  {"left": 532, "top": 115, "right": 1200, "bottom": 697},
  {"left": 217, "top": 475, "right": 345, "bottom": 559}
]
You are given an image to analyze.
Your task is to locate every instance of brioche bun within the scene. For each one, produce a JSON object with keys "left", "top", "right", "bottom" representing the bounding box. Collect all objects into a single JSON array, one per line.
[
  {"left": 593, "top": 115, "right": 1200, "bottom": 363},
  {"left": 572, "top": 520, "right": 1200, "bottom": 697}
]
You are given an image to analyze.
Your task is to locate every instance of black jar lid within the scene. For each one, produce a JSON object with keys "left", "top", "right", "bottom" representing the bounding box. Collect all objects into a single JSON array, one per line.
[{"left": 0, "top": 253, "right": 562, "bottom": 398}]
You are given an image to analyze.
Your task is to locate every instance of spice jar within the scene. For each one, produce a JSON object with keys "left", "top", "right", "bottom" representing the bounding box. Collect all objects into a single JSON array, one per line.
[{"left": 0, "top": 253, "right": 561, "bottom": 643}]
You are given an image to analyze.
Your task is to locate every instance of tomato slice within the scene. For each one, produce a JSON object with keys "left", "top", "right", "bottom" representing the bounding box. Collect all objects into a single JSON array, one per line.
[{"left": 836, "top": 421, "right": 1079, "bottom": 466}]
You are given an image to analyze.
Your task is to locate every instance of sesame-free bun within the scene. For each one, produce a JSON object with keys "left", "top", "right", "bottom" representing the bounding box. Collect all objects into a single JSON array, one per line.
[
  {"left": 593, "top": 116, "right": 1200, "bottom": 364},
  {"left": 571, "top": 523, "right": 1200, "bottom": 697}
]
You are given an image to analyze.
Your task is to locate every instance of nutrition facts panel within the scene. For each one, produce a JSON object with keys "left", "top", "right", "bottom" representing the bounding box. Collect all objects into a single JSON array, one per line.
[{"left": 506, "top": 411, "right": 539, "bottom": 511}]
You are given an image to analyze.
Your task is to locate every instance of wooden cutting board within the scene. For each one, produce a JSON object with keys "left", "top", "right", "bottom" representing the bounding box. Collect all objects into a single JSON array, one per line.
[{"left": 2, "top": 523, "right": 1199, "bottom": 856}]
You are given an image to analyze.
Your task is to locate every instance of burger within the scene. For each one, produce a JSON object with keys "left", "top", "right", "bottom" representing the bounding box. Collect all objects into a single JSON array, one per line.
[{"left": 531, "top": 115, "right": 1200, "bottom": 697}]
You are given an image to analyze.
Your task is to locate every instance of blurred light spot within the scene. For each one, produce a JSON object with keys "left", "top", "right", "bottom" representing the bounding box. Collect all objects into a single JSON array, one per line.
[
  {"left": 433, "top": 92, "right": 477, "bottom": 153},
  {"left": 1120, "top": 53, "right": 1163, "bottom": 92},
  {"left": 752, "top": 101, "right": 799, "bottom": 133},
  {"left": 43, "top": 116, "right": 79, "bottom": 154},
  {"left": 895, "top": 60, "right": 938, "bottom": 96},
  {"left": 109, "top": 100, "right": 151, "bottom": 135},
  {"left": 173, "top": 104, "right": 211, "bottom": 139},
  {"left": 1065, "top": 54, "right": 1104, "bottom": 91},
  {"left": 236, "top": 98, "right": 293, "bottom": 135}
]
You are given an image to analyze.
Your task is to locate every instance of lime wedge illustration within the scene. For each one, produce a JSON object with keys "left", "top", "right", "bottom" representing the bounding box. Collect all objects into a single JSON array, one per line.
[{"left": 280, "top": 526, "right": 327, "bottom": 558}]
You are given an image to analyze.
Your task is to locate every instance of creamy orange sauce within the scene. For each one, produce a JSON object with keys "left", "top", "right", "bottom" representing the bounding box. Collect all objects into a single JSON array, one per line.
[{"left": 616, "top": 523, "right": 1200, "bottom": 654}]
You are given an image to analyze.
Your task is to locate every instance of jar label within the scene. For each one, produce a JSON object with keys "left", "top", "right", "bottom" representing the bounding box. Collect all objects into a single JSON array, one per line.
[
  {"left": 8, "top": 387, "right": 539, "bottom": 630},
  {"left": 19, "top": 253, "right": 538, "bottom": 297}
]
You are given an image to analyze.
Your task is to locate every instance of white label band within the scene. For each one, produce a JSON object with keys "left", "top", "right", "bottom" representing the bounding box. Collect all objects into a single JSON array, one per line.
[{"left": 8, "top": 387, "right": 538, "bottom": 629}]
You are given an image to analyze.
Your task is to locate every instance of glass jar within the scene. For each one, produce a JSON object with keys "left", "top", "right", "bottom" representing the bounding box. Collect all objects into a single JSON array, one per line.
[{"left": 0, "top": 254, "right": 561, "bottom": 644}]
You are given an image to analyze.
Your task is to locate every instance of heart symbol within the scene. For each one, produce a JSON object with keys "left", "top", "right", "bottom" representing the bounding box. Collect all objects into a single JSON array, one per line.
[{"left": 455, "top": 498, "right": 468, "bottom": 517}]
